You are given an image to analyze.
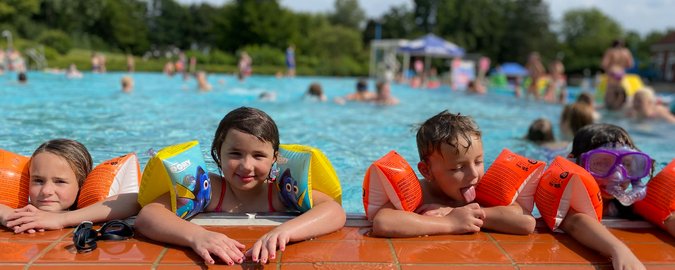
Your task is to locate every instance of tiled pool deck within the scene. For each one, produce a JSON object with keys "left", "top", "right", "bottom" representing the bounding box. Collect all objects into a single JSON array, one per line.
[{"left": 1, "top": 214, "right": 674, "bottom": 269}]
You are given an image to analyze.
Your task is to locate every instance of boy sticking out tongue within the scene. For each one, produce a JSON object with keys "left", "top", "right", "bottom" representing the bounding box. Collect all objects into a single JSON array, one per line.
[{"left": 371, "top": 111, "right": 536, "bottom": 237}]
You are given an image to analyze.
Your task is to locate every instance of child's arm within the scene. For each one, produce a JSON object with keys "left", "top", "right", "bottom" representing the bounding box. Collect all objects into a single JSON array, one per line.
[
  {"left": 481, "top": 203, "right": 536, "bottom": 235},
  {"left": 560, "top": 209, "right": 645, "bottom": 270},
  {"left": 0, "top": 204, "right": 15, "bottom": 228},
  {"left": 665, "top": 213, "right": 675, "bottom": 238},
  {"left": 246, "top": 190, "right": 346, "bottom": 264},
  {"left": 134, "top": 193, "right": 245, "bottom": 265},
  {"left": 6, "top": 193, "right": 140, "bottom": 233},
  {"left": 371, "top": 202, "right": 485, "bottom": 238}
]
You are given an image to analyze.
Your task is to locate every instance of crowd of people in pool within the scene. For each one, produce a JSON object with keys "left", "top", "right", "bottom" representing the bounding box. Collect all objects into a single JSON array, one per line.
[{"left": 2, "top": 39, "right": 675, "bottom": 269}]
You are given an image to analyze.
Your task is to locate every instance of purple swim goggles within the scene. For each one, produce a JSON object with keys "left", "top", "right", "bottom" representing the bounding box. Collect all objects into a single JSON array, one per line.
[{"left": 580, "top": 146, "right": 653, "bottom": 206}]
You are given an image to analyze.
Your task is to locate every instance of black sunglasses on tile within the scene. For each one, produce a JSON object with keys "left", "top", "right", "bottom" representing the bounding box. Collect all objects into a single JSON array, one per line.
[{"left": 73, "top": 220, "right": 134, "bottom": 253}]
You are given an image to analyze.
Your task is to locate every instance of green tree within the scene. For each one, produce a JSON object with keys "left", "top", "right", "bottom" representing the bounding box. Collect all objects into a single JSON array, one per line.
[
  {"left": 147, "top": 0, "right": 189, "bottom": 49},
  {"left": 329, "top": 0, "right": 365, "bottom": 30},
  {"left": 94, "top": 0, "right": 149, "bottom": 54},
  {"left": 560, "top": 8, "right": 623, "bottom": 72}
]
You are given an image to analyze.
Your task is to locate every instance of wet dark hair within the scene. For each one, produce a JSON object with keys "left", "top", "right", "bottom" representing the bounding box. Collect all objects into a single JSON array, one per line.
[
  {"left": 605, "top": 85, "right": 627, "bottom": 111},
  {"left": 570, "top": 124, "right": 637, "bottom": 159},
  {"left": 416, "top": 110, "right": 481, "bottom": 161},
  {"left": 375, "top": 80, "right": 387, "bottom": 94},
  {"left": 356, "top": 79, "right": 368, "bottom": 92},
  {"left": 211, "top": 107, "right": 280, "bottom": 169},
  {"left": 308, "top": 82, "right": 323, "bottom": 96},
  {"left": 32, "top": 138, "right": 93, "bottom": 189},
  {"left": 526, "top": 118, "right": 554, "bottom": 144},
  {"left": 612, "top": 39, "right": 624, "bottom": 48},
  {"left": 18, "top": 72, "right": 27, "bottom": 83}
]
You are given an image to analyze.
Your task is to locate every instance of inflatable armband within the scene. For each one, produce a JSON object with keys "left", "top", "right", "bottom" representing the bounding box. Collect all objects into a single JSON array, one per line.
[
  {"left": 77, "top": 153, "right": 140, "bottom": 208},
  {"left": 535, "top": 156, "right": 603, "bottom": 231},
  {"left": 633, "top": 159, "right": 675, "bottom": 230},
  {"left": 475, "top": 149, "right": 545, "bottom": 212},
  {"left": 362, "top": 151, "right": 422, "bottom": 221},
  {"left": 275, "top": 144, "right": 342, "bottom": 212},
  {"left": 0, "top": 149, "right": 30, "bottom": 208},
  {"left": 138, "top": 141, "right": 211, "bottom": 219}
]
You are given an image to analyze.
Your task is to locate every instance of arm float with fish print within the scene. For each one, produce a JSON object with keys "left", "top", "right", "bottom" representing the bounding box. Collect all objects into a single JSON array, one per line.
[
  {"left": 273, "top": 144, "right": 342, "bottom": 212},
  {"left": 137, "top": 141, "right": 211, "bottom": 219}
]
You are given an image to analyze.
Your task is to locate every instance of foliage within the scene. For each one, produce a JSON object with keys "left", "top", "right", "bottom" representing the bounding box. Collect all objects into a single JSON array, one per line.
[
  {"left": 559, "top": 8, "right": 623, "bottom": 73},
  {"left": 36, "top": 29, "right": 71, "bottom": 54},
  {"left": 329, "top": 0, "right": 365, "bottom": 29}
]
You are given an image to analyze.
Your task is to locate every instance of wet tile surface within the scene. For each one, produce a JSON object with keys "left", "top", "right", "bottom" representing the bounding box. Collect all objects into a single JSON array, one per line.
[{"left": 0, "top": 224, "right": 673, "bottom": 268}]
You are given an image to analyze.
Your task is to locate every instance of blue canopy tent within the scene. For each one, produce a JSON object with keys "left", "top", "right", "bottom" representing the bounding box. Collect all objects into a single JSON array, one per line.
[
  {"left": 496, "top": 62, "right": 528, "bottom": 77},
  {"left": 398, "top": 34, "right": 465, "bottom": 78}
]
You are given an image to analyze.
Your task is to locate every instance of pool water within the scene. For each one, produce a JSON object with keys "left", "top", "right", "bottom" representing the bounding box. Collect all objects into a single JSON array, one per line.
[{"left": 2, "top": 71, "right": 674, "bottom": 213}]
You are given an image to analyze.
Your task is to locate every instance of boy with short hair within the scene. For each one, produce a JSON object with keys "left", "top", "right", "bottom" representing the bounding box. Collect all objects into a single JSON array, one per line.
[{"left": 371, "top": 110, "right": 536, "bottom": 237}]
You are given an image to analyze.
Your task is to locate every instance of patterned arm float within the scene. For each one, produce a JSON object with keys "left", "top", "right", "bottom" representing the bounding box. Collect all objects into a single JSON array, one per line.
[
  {"left": 274, "top": 144, "right": 342, "bottom": 212},
  {"left": 535, "top": 156, "right": 603, "bottom": 231},
  {"left": 475, "top": 148, "right": 546, "bottom": 213},
  {"left": 138, "top": 141, "right": 211, "bottom": 220},
  {"left": 634, "top": 159, "right": 675, "bottom": 230},
  {"left": 362, "top": 151, "right": 423, "bottom": 221}
]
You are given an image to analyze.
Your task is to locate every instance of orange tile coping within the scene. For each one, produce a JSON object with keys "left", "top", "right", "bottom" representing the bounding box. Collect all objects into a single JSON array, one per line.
[{"left": 0, "top": 215, "right": 673, "bottom": 269}]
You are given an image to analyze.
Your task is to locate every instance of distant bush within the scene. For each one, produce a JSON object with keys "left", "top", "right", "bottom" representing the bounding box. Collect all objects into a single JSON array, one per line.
[
  {"left": 241, "top": 45, "right": 285, "bottom": 66},
  {"left": 37, "top": 30, "right": 72, "bottom": 54}
]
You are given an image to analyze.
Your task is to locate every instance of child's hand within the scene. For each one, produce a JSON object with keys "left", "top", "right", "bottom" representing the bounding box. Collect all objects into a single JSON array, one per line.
[
  {"left": 190, "top": 230, "right": 245, "bottom": 265},
  {"left": 611, "top": 246, "right": 645, "bottom": 270},
  {"left": 5, "top": 205, "right": 62, "bottom": 233},
  {"left": 416, "top": 203, "right": 453, "bottom": 217},
  {"left": 443, "top": 203, "right": 485, "bottom": 234},
  {"left": 246, "top": 229, "right": 291, "bottom": 264}
]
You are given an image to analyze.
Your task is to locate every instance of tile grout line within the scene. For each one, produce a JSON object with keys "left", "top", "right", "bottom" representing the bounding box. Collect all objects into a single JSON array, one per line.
[
  {"left": 24, "top": 231, "right": 70, "bottom": 269},
  {"left": 151, "top": 247, "right": 169, "bottom": 269},
  {"left": 386, "top": 238, "right": 401, "bottom": 270},
  {"left": 485, "top": 232, "right": 519, "bottom": 269}
]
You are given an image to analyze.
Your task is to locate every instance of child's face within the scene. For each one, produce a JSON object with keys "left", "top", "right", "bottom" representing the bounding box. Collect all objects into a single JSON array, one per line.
[
  {"left": 219, "top": 129, "right": 276, "bottom": 191},
  {"left": 29, "top": 152, "right": 80, "bottom": 211},
  {"left": 421, "top": 135, "right": 485, "bottom": 204}
]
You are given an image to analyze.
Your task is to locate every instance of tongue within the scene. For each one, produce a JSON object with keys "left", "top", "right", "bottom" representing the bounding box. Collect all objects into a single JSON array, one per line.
[{"left": 461, "top": 186, "right": 476, "bottom": 203}]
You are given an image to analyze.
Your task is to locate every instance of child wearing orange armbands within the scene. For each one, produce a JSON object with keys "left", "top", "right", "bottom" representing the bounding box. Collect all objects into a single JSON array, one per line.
[
  {"left": 0, "top": 139, "right": 140, "bottom": 233},
  {"left": 546, "top": 123, "right": 665, "bottom": 270},
  {"left": 367, "top": 111, "right": 536, "bottom": 237}
]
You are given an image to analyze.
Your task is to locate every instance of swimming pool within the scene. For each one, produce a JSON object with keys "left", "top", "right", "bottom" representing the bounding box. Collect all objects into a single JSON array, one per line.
[{"left": 2, "top": 71, "right": 674, "bottom": 213}]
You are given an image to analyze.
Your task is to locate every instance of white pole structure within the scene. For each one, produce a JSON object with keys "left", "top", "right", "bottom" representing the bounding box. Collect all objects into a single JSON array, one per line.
[{"left": 2, "top": 30, "right": 12, "bottom": 50}]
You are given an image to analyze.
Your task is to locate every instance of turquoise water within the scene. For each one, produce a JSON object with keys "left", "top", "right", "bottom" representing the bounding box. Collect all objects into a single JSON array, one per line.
[{"left": 2, "top": 71, "right": 674, "bottom": 213}]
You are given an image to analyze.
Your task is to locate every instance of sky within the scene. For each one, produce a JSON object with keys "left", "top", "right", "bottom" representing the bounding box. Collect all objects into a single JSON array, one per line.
[{"left": 177, "top": 0, "right": 675, "bottom": 36}]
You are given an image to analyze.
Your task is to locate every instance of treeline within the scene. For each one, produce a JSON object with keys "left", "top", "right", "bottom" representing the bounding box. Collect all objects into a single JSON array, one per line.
[{"left": 0, "top": 0, "right": 671, "bottom": 75}]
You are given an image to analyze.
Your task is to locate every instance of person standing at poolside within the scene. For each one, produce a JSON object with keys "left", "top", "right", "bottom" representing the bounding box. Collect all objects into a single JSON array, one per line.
[
  {"left": 126, "top": 54, "right": 135, "bottom": 73},
  {"left": 602, "top": 39, "right": 634, "bottom": 88},
  {"left": 525, "top": 52, "right": 546, "bottom": 100},
  {"left": 285, "top": 45, "right": 296, "bottom": 77},
  {"left": 238, "top": 51, "right": 252, "bottom": 80}
]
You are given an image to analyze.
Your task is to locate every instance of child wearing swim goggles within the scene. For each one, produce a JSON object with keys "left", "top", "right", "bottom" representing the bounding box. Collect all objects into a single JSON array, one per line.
[{"left": 561, "top": 123, "right": 656, "bottom": 270}]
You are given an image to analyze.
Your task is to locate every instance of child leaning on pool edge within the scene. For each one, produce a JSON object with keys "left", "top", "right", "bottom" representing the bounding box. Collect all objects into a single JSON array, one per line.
[
  {"left": 134, "top": 107, "right": 346, "bottom": 265},
  {"left": 0, "top": 139, "right": 140, "bottom": 233},
  {"left": 371, "top": 111, "right": 536, "bottom": 237},
  {"left": 560, "top": 123, "right": 675, "bottom": 270}
]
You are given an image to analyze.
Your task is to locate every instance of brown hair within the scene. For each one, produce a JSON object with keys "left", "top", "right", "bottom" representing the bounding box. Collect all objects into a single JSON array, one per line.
[
  {"left": 32, "top": 139, "right": 93, "bottom": 188},
  {"left": 211, "top": 107, "right": 279, "bottom": 169},
  {"left": 416, "top": 110, "right": 481, "bottom": 161},
  {"left": 308, "top": 83, "right": 323, "bottom": 97},
  {"left": 526, "top": 118, "right": 554, "bottom": 143},
  {"left": 561, "top": 103, "right": 594, "bottom": 136},
  {"left": 576, "top": 92, "right": 593, "bottom": 106}
]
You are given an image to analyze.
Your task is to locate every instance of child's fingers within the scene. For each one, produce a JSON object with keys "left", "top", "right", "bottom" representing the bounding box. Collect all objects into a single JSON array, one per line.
[
  {"left": 5, "top": 214, "right": 34, "bottom": 227},
  {"left": 13, "top": 221, "right": 38, "bottom": 234},
  {"left": 222, "top": 240, "right": 244, "bottom": 263},
  {"left": 278, "top": 237, "right": 287, "bottom": 252},
  {"left": 266, "top": 235, "right": 278, "bottom": 260},
  {"left": 212, "top": 246, "right": 236, "bottom": 265},
  {"left": 259, "top": 244, "right": 269, "bottom": 264},
  {"left": 198, "top": 248, "right": 216, "bottom": 265},
  {"left": 250, "top": 241, "right": 263, "bottom": 262}
]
